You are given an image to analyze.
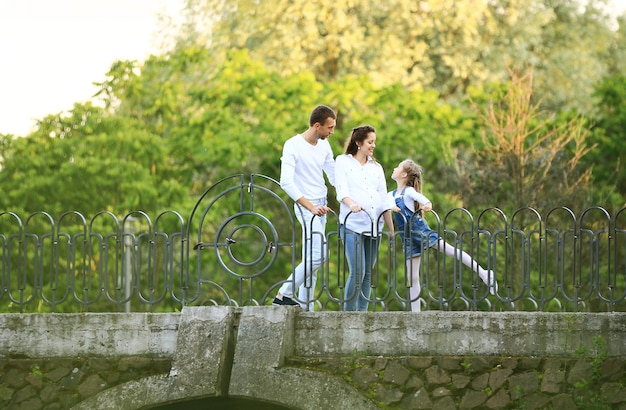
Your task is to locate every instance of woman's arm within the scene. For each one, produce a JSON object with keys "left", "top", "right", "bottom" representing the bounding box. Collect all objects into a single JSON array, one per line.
[{"left": 335, "top": 155, "right": 362, "bottom": 212}]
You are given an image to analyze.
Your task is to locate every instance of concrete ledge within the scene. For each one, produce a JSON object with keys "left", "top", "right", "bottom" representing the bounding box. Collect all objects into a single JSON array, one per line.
[
  {"left": 3, "top": 311, "right": 625, "bottom": 361},
  {"left": 294, "top": 311, "right": 626, "bottom": 357},
  {"left": 0, "top": 312, "right": 180, "bottom": 358}
]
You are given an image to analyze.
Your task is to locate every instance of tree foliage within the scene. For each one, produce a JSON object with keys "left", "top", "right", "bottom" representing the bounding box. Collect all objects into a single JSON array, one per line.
[
  {"left": 1, "top": 0, "right": 624, "bottom": 217},
  {"left": 453, "top": 70, "right": 594, "bottom": 214},
  {"left": 587, "top": 74, "right": 626, "bottom": 209},
  {"left": 166, "top": 0, "right": 618, "bottom": 113},
  {"left": 0, "top": 103, "right": 185, "bottom": 217}
]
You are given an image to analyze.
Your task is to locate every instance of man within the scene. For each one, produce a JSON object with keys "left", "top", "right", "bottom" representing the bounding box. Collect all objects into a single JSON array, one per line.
[{"left": 273, "top": 105, "right": 336, "bottom": 309}]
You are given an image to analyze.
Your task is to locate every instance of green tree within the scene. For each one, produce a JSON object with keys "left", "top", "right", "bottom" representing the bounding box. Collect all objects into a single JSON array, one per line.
[
  {"left": 588, "top": 74, "right": 626, "bottom": 209},
  {"left": 165, "top": 0, "right": 617, "bottom": 113},
  {"left": 453, "top": 70, "right": 594, "bottom": 214},
  {"left": 0, "top": 103, "right": 185, "bottom": 217}
]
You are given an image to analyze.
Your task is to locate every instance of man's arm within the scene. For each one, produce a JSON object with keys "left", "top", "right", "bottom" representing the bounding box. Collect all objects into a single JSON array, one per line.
[{"left": 279, "top": 141, "right": 303, "bottom": 201}]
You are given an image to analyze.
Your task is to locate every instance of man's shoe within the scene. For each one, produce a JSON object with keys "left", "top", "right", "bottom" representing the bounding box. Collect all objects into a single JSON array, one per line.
[{"left": 272, "top": 296, "right": 299, "bottom": 306}]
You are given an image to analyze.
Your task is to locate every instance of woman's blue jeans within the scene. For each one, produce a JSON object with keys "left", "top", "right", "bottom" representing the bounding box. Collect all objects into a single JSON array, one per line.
[{"left": 340, "top": 225, "right": 380, "bottom": 311}]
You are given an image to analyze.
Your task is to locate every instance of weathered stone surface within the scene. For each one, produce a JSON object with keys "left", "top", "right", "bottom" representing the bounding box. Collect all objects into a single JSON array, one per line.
[
  {"left": 24, "top": 373, "right": 43, "bottom": 389},
  {"left": 373, "top": 356, "right": 388, "bottom": 371},
  {"left": 407, "top": 357, "right": 432, "bottom": 369},
  {"left": 508, "top": 371, "right": 538, "bottom": 397},
  {"left": 76, "top": 374, "right": 106, "bottom": 398},
  {"left": 351, "top": 367, "right": 378, "bottom": 390},
  {"left": 602, "top": 382, "right": 626, "bottom": 404},
  {"left": 0, "top": 384, "right": 14, "bottom": 401},
  {"left": 542, "top": 358, "right": 566, "bottom": 371},
  {"left": 459, "top": 389, "right": 488, "bottom": 409},
  {"left": 374, "top": 383, "right": 404, "bottom": 405},
  {"left": 452, "top": 374, "right": 471, "bottom": 389},
  {"left": 464, "top": 357, "right": 489, "bottom": 374},
  {"left": 424, "top": 365, "right": 451, "bottom": 385},
  {"left": 41, "top": 402, "right": 63, "bottom": 410},
  {"left": 540, "top": 367, "right": 565, "bottom": 394},
  {"left": 550, "top": 393, "right": 577, "bottom": 410},
  {"left": 488, "top": 368, "right": 512, "bottom": 391},
  {"left": 485, "top": 388, "right": 510, "bottom": 409},
  {"left": 15, "top": 397, "right": 42, "bottom": 410},
  {"left": 4, "top": 368, "right": 27, "bottom": 388},
  {"left": 118, "top": 357, "right": 152, "bottom": 371},
  {"left": 432, "top": 386, "right": 451, "bottom": 398},
  {"left": 519, "top": 357, "right": 542, "bottom": 370},
  {"left": 58, "top": 368, "right": 82, "bottom": 390},
  {"left": 437, "top": 357, "right": 461, "bottom": 371},
  {"left": 399, "top": 387, "right": 433, "bottom": 409},
  {"left": 382, "top": 361, "right": 411, "bottom": 385},
  {"left": 523, "top": 393, "right": 551, "bottom": 410},
  {"left": 601, "top": 358, "right": 625, "bottom": 381},
  {"left": 501, "top": 357, "right": 518, "bottom": 369},
  {"left": 44, "top": 367, "right": 71, "bottom": 383},
  {"left": 567, "top": 360, "right": 592, "bottom": 385},
  {"left": 432, "top": 396, "right": 456, "bottom": 410},
  {"left": 405, "top": 374, "right": 425, "bottom": 390},
  {"left": 39, "top": 385, "right": 58, "bottom": 404},
  {"left": 13, "top": 385, "right": 37, "bottom": 404},
  {"left": 470, "top": 372, "right": 489, "bottom": 390}
]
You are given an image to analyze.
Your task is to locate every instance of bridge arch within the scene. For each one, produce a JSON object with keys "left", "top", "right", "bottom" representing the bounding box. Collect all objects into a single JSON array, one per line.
[{"left": 70, "top": 307, "right": 378, "bottom": 410}]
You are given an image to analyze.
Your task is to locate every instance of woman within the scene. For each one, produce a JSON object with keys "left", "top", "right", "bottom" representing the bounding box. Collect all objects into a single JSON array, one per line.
[{"left": 335, "top": 125, "right": 394, "bottom": 311}]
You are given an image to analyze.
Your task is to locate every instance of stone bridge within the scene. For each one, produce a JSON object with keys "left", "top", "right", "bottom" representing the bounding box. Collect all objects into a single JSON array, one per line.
[
  {"left": 2, "top": 175, "right": 626, "bottom": 408},
  {"left": 2, "top": 308, "right": 626, "bottom": 409}
]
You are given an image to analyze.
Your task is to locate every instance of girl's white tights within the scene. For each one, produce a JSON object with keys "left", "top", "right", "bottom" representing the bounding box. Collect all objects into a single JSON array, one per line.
[
  {"left": 433, "top": 239, "right": 496, "bottom": 292},
  {"left": 407, "top": 257, "right": 422, "bottom": 312},
  {"left": 407, "top": 239, "right": 498, "bottom": 312}
]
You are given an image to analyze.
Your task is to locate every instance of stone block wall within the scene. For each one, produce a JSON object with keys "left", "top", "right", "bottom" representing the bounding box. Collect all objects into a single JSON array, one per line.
[
  {"left": 290, "top": 354, "right": 626, "bottom": 409},
  {"left": 0, "top": 357, "right": 170, "bottom": 410},
  {"left": 4, "top": 354, "right": 624, "bottom": 409}
]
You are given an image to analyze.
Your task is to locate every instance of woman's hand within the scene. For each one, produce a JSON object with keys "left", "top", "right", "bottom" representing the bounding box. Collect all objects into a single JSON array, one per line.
[{"left": 349, "top": 204, "right": 362, "bottom": 213}]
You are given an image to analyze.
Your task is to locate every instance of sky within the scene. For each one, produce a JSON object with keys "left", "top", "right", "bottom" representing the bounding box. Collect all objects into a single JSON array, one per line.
[
  {"left": 0, "top": 0, "right": 625, "bottom": 137},
  {"left": 0, "top": 0, "right": 185, "bottom": 136}
]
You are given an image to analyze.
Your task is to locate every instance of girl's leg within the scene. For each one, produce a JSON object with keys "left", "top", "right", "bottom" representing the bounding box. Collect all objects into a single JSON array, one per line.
[
  {"left": 433, "top": 239, "right": 498, "bottom": 294},
  {"left": 406, "top": 256, "right": 422, "bottom": 312}
]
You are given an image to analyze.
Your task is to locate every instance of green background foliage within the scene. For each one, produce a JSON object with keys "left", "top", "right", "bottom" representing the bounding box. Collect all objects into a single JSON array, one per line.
[{"left": 0, "top": 0, "right": 625, "bottom": 312}]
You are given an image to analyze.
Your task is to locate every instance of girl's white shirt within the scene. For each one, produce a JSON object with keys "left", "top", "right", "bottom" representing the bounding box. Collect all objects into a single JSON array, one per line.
[
  {"left": 389, "top": 186, "right": 431, "bottom": 213},
  {"left": 335, "top": 154, "right": 389, "bottom": 235}
]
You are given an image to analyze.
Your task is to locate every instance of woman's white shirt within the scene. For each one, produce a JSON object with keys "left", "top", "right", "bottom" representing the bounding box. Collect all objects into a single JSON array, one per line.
[{"left": 335, "top": 154, "right": 389, "bottom": 235}]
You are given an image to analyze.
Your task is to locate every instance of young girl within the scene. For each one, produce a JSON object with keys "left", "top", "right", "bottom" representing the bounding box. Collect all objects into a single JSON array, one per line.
[{"left": 390, "top": 159, "right": 497, "bottom": 312}]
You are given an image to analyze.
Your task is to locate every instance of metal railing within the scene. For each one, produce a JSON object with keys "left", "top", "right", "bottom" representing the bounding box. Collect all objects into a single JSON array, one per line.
[{"left": 1, "top": 174, "right": 625, "bottom": 313}]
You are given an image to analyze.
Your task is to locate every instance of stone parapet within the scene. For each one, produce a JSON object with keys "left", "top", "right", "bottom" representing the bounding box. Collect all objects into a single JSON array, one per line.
[{"left": 0, "top": 308, "right": 624, "bottom": 409}]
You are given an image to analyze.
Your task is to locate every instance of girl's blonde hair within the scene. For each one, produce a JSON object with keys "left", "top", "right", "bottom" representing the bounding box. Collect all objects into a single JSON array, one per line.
[{"left": 401, "top": 159, "right": 424, "bottom": 216}]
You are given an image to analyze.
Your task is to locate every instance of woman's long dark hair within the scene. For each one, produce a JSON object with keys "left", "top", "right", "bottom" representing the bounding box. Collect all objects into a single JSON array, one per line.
[{"left": 343, "top": 125, "right": 376, "bottom": 156}]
